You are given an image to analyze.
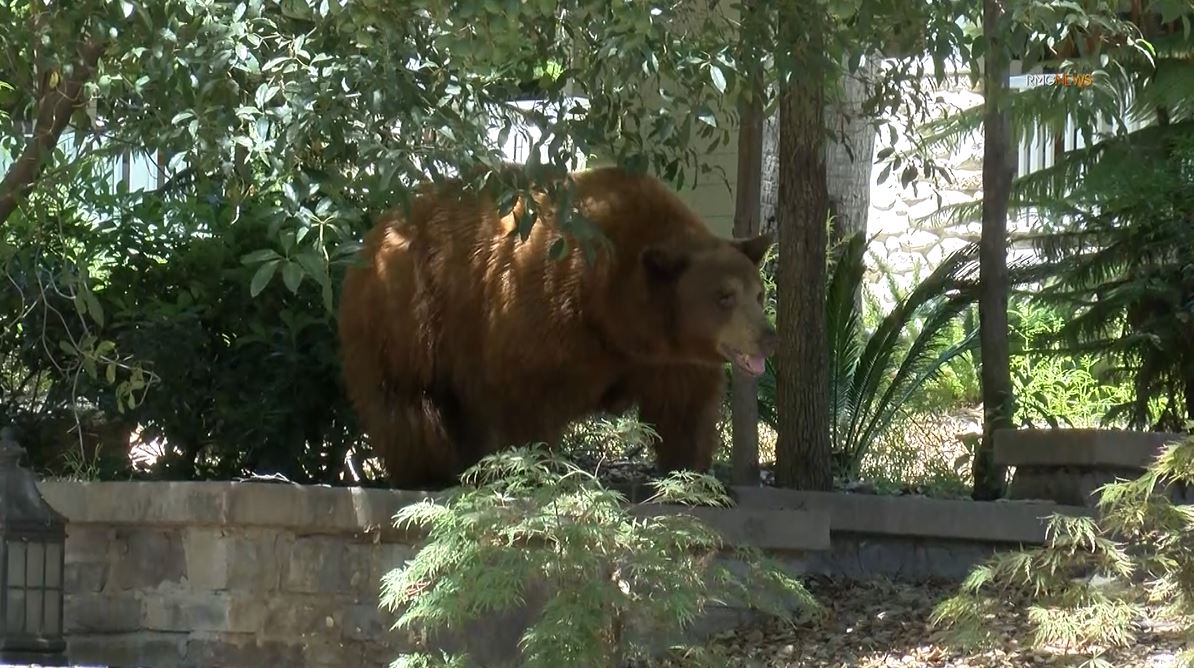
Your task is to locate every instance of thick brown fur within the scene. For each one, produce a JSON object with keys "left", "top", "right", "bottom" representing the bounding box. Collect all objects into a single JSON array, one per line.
[{"left": 338, "top": 164, "right": 777, "bottom": 489}]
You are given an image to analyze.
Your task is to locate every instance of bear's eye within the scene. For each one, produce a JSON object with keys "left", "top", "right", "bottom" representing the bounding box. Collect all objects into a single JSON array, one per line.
[{"left": 718, "top": 291, "right": 736, "bottom": 309}]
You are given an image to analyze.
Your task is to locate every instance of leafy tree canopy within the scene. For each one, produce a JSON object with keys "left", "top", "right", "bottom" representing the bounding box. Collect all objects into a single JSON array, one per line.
[{"left": 0, "top": 0, "right": 984, "bottom": 481}]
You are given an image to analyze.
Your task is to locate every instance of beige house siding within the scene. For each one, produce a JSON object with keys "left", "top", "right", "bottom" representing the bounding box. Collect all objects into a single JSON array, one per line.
[
  {"left": 575, "top": 3, "right": 743, "bottom": 238},
  {"left": 585, "top": 123, "right": 741, "bottom": 237},
  {"left": 677, "top": 142, "right": 739, "bottom": 236},
  {"left": 669, "top": 1, "right": 741, "bottom": 237}
]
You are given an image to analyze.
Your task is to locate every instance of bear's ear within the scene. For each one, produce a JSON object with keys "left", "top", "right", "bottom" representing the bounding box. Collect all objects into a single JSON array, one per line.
[
  {"left": 731, "top": 233, "right": 773, "bottom": 267},
  {"left": 641, "top": 244, "right": 690, "bottom": 282}
]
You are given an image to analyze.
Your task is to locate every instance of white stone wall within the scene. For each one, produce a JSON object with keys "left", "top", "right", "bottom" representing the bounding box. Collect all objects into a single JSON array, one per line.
[
  {"left": 759, "top": 63, "right": 1043, "bottom": 313},
  {"left": 864, "top": 67, "right": 1056, "bottom": 310},
  {"left": 865, "top": 70, "right": 987, "bottom": 309}
]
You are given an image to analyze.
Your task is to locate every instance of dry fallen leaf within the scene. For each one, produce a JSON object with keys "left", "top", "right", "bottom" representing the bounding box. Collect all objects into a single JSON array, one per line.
[{"left": 653, "top": 576, "right": 1185, "bottom": 668}]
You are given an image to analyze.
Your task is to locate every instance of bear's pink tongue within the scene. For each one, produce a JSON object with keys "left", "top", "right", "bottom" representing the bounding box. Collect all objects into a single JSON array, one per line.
[{"left": 735, "top": 353, "right": 767, "bottom": 377}]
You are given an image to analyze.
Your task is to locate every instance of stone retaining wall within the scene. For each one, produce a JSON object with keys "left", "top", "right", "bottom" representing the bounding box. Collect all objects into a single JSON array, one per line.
[
  {"left": 41, "top": 482, "right": 427, "bottom": 668},
  {"left": 36, "top": 480, "right": 1086, "bottom": 668},
  {"left": 996, "top": 428, "right": 1194, "bottom": 507}
]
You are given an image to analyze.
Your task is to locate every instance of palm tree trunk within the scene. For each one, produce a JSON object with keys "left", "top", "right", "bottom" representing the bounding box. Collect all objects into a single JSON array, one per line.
[
  {"left": 729, "top": 0, "right": 766, "bottom": 487},
  {"left": 825, "top": 58, "right": 877, "bottom": 247},
  {"left": 973, "top": 0, "right": 1014, "bottom": 501},
  {"left": 774, "top": 15, "right": 832, "bottom": 491}
]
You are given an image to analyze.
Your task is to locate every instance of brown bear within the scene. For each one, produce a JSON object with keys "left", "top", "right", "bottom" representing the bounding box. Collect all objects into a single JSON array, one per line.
[{"left": 337, "top": 164, "right": 777, "bottom": 489}]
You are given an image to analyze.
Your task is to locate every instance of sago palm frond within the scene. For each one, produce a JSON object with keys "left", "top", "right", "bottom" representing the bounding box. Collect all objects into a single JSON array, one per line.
[
  {"left": 826, "top": 232, "right": 868, "bottom": 447},
  {"left": 758, "top": 230, "right": 1039, "bottom": 476},
  {"left": 757, "top": 236, "right": 981, "bottom": 474}
]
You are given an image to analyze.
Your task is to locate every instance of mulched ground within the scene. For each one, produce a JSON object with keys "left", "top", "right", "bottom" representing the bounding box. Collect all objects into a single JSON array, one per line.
[
  {"left": 570, "top": 455, "right": 959, "bottom": 500},
  {"left": 563, "top": 456, "right": 1190, "bottom": 667},
  {"left": 683, "top": 576, "right": 1186, "bottom": 668}
]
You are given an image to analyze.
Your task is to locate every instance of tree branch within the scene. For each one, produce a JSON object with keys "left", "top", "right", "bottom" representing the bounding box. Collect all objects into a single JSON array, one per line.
[{"left": 0, "top": 38, "right": 106, "bottom": 228}]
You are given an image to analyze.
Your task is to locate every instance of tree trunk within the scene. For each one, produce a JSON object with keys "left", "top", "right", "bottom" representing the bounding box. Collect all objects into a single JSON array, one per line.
[
  {"left": 761, "top": 60, "right": 876, "bottom": 246},
  {"left": 825, "top": 58, "right": 877, "bottom": 247},
  {"left": 774, "top": 20, "right": 832, "bottom": 491},
  {"left": 0, "top": 38, "right": 105, "bottom": 228},
  {"left": 761, "top": 114, "right": 779, "bottom": 237},
  {"left": 729, "top": 0, "right": 766, "bottom": 487},
  {"left": 973, "top": 0, "right": 1014, "bottom": 501}
]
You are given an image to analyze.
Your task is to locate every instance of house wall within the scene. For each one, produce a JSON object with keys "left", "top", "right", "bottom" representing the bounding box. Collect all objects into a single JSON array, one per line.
[
  {"left": 674, "top": 144, "right": 741, "bottom": 235},
  {"left": 858, "top": 67, "right": 989, "bottom": 309},
  {"left": 748, "top": 63, "right": 1020, "bottom": 311},
  {"left": 698, "top": 65, "right": 991, "bottom": 309},
  {"left": 661, "top": 64, "right": 992, "bottom": 304}
]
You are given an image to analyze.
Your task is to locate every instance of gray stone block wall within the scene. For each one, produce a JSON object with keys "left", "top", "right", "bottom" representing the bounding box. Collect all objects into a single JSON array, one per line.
[
  {"left": 996, "top": 428, "right": 1194, "bottom": 507},
  {"left": 797, "top": 534, "right": 1003, "bottom": 582},
  {"left": 60, "top": 523, "right": 416, "bottom": 667},
  {"left": 34, "top": 480, "right": 1086, "bottom": 668}
]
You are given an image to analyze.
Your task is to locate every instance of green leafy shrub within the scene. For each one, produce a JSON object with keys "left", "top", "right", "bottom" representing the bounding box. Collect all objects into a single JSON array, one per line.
[
  {"left": 1028, "top": 101, "right": 1194, "bottom": 432},
  {"left": 931, "top": 433, "right": 1194, "bottom": 668},
  {"left": 380, "top": 446, "right": 819, "bottom": 668},
  {"left": 0, "top": 158, "right": 163, "bottom": 476},
  {"left": 860, "top": 420, "right": 975, "bottom": 499},
  {"left": 859, "top": 294, "right": 1137, "bottom": 496},
  {"left": 559, "top": 413, "right": 661, "bottom": 465},
  {"left": 758, "top": 232, "right": 983, "bottom": 480},
  {"left": 1007, "top": 298, "right": 1136, "bottom": 429},
  {"left": 96, "top": 188, "right": 363, "bottom": 482},
  {"left": 929, "top": 95, "right": 1194, "bottom": 431},
  {"left": 2, "top": 173, "right": 366, "bottom": 482}
]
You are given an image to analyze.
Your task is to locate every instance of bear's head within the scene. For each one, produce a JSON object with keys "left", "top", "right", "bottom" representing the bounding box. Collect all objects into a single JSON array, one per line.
[{"left": 641, "top": 233, "right": 778, "bottom": 376}]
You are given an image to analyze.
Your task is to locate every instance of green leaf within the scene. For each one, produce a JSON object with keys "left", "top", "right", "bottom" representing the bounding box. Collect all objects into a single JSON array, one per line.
[
  {"left": 262, "top": 56, "right": 290, "bottom": 72},
  {"left": 516, "top": 202, "right": 536, "bottom": 239},
  {"left": 900, "top": 164, "right": 918, "bottom": 187},
  {"left": 280, "top": 230, "right": 296, "bottom": 254},
  {"left": 255, "top": 83, "right": 278, "bottom": 108},
  {"left": 877, "top": 163, "right": 892, "bottom": 185},
  {"left": 242, "top": 248, "right": 281, "bottom": 264},
  {"left": 294, "top": 251, "right": 327, "bottom": 282},
  {"left": 283, "top": 183, "right": 299, "bottom": 206},
  {"left": 709, "top": 65, "right": 727, "bottom": 94},
  {"left": 81, "top": 288, "right": 104, "bottom": 327},
  {"left": 250, "top": 259, "right": 280, "bottom": 297},
  {"left": 282, "top": 261, "right": 303, "bottom": 293},
  {"left": 322, "top": 281, "right": 334, "bottom": 314}
]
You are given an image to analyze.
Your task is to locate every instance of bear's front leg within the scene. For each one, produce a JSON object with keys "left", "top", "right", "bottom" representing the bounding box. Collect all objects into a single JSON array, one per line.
[{"left": 628, "top": 364, "right": 726, "bottom": 474}]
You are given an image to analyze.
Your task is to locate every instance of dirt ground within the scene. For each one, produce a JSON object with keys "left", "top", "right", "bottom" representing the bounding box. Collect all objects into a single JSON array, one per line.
[{"left": 688, "top": 576, "right": 1185, "bottom": 668}]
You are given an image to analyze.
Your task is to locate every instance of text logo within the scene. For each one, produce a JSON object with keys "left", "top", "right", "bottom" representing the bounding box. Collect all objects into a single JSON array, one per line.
[{"left": 1025, "top": 72, "right": 1094, "bottom": 88}]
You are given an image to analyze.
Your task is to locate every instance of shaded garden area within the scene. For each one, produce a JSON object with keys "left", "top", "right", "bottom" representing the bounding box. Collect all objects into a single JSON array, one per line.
[{"left": 3, "top": 0, "right": 1194, "bottom": 666}]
